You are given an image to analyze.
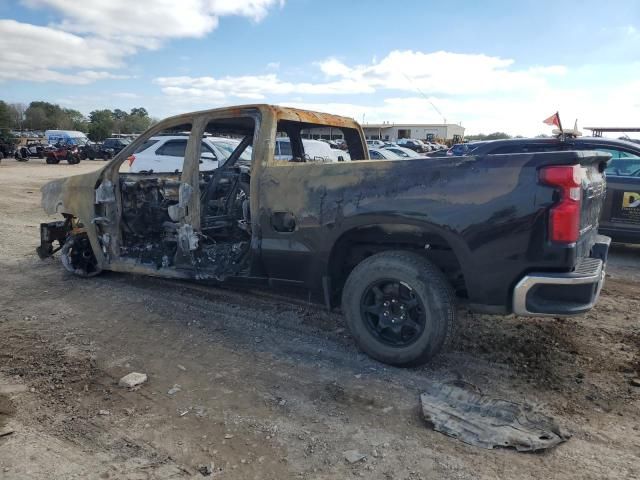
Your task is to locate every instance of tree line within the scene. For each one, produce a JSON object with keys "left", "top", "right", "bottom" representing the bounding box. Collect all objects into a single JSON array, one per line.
[
  {"left": 0, "top": 100, "right": 156, "bottom": 141},
  {"left": 464, "top": 132, "right": 514, "bottom": 141}
]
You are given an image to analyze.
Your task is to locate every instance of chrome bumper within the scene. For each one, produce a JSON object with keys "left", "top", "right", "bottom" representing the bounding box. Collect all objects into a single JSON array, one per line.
[{"left": 512, "top": 258, "right": 605, "bottom": 316}]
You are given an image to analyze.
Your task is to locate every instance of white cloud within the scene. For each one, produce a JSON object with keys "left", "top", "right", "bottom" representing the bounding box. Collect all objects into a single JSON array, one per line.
[
  {"left": 154, "top": 50, "right": 566, "bottom": 104},
  {"left": 317, "top": 50, "right": 567, "bottom": 95},
  {"left": 149, "top": 49, "right": 640, "bottom": 135},
  {"left": 281, "top": 82, "right": 640, "bottom": 137},
  {"left": 113, "top": 92, "right": 140, "bottom": 99},
  {"left": 2, "top": 0, "right": 283, "bottom": 84},
  {"left": 154, "top": 73, "right": 375, "bottom": 99},
  {"left": 0, "top": 21, "right": 135, "bottom": 85},
  {"left": 22, "top": 0, "right": 281, "bottom": 39}
]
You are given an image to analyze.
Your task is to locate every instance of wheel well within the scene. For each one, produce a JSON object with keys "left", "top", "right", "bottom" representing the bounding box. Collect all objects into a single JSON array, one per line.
[{"left": 327, "top": 225, "right": 467, "bottom": 305}]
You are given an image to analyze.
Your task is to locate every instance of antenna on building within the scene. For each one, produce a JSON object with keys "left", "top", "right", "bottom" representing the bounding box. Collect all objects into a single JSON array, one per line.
[{"left": 401, "top": 72, "right": 447, "bottom": 124}]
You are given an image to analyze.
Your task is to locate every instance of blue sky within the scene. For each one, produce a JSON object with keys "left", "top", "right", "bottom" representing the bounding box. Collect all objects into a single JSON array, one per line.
[{"left": 1, "top": 0, "right": 639, "bottom": 135}]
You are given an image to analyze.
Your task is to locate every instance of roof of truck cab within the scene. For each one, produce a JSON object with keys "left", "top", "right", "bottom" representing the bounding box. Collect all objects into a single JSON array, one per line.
[{"left": 161, "top": 104, "right": 361, "bottom": 129}]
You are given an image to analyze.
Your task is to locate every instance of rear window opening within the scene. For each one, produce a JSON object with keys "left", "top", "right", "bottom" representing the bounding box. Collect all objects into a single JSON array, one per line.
[{"left": 274, "top": 120, "right": 365, "bottom": 163}]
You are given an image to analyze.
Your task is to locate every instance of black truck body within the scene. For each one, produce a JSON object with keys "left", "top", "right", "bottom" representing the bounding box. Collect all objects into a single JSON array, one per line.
[
  {"left": 449, "top": 136, "right": 640, "bottom": 245},
  {"left": 37, "top": 105, "right": 611, "bottom": 366}
]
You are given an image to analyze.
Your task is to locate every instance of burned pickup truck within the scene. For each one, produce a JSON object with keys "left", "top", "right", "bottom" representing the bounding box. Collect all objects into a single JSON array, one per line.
[{"left": 38, "top": 105, "right": 610, "bottom": 366}]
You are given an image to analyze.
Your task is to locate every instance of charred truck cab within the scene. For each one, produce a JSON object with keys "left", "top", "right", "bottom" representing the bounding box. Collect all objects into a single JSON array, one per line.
[{"left": 38, "top": 105, "right": 611, "bottom": 367}]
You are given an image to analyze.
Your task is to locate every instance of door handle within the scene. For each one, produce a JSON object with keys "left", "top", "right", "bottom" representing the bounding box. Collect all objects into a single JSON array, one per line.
[{"left": 272, "top": 211, "right": 296, "bottom": 232}]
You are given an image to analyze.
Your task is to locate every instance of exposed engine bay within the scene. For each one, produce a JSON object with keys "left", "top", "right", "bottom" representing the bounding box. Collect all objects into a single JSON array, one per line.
[{"left": 118, "top": 165, "right": 251, "bottom": 279}]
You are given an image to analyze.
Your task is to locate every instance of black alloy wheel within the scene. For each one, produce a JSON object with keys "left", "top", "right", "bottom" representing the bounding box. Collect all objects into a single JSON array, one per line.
[
  {"left": 341, "top": 250, "right": 456, "bottom": 366},
  {"left": 360, "top": 279, "right": 426, "bottom": 347}
]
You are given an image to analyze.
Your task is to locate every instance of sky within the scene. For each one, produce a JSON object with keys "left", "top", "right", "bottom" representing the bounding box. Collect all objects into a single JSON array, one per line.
[{"left": 1, "top": 0, "right": 639, "bottom": 136}]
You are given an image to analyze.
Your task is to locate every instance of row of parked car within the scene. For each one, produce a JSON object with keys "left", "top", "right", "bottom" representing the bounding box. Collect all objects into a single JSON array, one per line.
[
  {"left": 9, "top": 137, "right": 133, "bottom": 164},
  {"left": 366, "top": 138, "right": 448, "bottom": 153}
]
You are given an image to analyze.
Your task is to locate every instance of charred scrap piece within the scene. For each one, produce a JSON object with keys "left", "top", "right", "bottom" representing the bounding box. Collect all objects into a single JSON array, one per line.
[{"left": 420, "top": 382, "right": 570, "bottom": 451}]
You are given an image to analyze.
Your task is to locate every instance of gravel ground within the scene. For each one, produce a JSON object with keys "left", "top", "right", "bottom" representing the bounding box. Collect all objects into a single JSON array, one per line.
[{"left": 0, "top": 157, "right": 638, "bottom": 480}]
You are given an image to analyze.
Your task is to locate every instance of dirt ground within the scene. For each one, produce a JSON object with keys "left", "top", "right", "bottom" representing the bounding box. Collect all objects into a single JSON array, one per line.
[{"left": 0, "top": 157, "right": 638, "bottom": 480}]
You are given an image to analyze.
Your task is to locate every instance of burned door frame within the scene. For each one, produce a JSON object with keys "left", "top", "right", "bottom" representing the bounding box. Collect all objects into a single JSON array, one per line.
[
  {"left": 93, "top": 108, "right": 267, "bottom": 278},
  {"left": 94, "top": 115, "right": 201, "bottom": 277},
  {"left": 194, "top": 108, "right": 267, "bottom": 278},
  {"left": 256, "top": 111, "right": 368, "bottom": 286}
]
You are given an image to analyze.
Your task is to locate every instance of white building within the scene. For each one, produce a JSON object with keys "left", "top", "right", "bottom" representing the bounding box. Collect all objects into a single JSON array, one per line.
[
  {"left": 298, "top": 122, "right": 465, "bottom": 142},
  {"left": 362, "top": 123, "right": 465, "bottom": 142}
]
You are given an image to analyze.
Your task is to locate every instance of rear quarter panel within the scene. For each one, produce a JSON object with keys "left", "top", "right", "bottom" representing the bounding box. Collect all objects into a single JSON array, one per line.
[{"left": 257, "top": 152, "right": 596, "bottom": 307}]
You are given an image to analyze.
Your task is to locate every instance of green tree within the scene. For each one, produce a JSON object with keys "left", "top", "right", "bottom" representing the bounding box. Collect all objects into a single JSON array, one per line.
[
  {"left": 112, "top": 109, "right": 128, "bottom": 120},
  {"left": 122, "top": 114, "right": 152, "bottom": 133},
  {"left": 25, "top": 101, "right": 64, "bottom": 129},
  {"left": 63, "top": 108, "right": 88, "bottom": 132},
  {"left": 130, "top": 107, "right": 148, "bottom": 117},
  {"left": 8, "top": 103, "right": 26, "bottom": 130},
  {"left": 465, "top": 132, "right": 512, "bottom": 141},
  {"left": 24, "top": 105, "right": 48, "bottom": 130},
  {"left": 0, "top": 101, "right": 12, "bottom": 129},
  {"left": 88, "top": 109, "right": 115, "bottom": 141}
]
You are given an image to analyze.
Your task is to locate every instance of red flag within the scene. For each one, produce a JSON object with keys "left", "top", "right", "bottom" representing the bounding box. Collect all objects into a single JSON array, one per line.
[{"left": 543, "top": 112, "right": 562, "bottom": 130}]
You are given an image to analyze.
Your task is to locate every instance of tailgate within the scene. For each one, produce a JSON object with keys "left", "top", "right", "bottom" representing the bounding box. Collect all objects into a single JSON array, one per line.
[
  {"left": 573, "top": 151, "right": 609, "bottom": 256},
  {"left": 579, "top": 153, "right": 608, "bottom": 236}
]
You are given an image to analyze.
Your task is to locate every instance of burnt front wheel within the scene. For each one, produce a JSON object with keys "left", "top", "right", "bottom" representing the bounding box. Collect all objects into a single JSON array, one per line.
[
  {"left": 341, "top": 251, "right": 456, "bottom": 367},
  {"left": 60, "top": 234, "right": 102, "bottom": 277}
]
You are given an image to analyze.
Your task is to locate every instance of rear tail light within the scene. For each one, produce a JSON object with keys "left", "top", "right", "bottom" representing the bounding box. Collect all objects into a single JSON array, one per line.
[
  {"left": 540, "top": 165, "right": 582, "bottom": 243},
  {"left": 127, "top": 154, "right": 136, "bottom": 166}
]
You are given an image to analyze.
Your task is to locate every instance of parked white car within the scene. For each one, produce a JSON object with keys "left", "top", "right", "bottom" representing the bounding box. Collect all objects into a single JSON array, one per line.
[
  {"left": 383, "top": 146, "right": 422, "bottom": 158},
  {"left": 366, "top": 139, "right": 386, "bottom": 148},
  {"left": 368, "top": 148, "right": 403, "bottom": 160},
  {"left": 127, "top": 135, "right": 250, "bottom": 173},
  {"left": 275, "top": 138, "right": 350, "bottom": 162}
]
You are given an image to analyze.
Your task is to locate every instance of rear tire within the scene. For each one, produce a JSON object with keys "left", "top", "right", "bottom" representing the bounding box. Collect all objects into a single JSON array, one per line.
[{"left": 341, "top": 250, "right": 456, "bottom": 367}]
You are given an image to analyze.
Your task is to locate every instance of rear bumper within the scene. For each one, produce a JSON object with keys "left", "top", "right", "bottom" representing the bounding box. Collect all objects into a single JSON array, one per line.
[{"left": 512, "top": 235, "right": 610, "bottom": 316}]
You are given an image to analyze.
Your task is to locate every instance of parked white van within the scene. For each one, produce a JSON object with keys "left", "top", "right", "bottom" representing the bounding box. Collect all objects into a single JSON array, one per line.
[{"left": 45, "top": 130, "right": 89, "bottom": 146}]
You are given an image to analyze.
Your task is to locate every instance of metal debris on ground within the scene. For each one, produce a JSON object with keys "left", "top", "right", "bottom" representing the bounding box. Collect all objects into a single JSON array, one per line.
[{"left": 420, "top": 382, "right": 570, "bottom": 451}]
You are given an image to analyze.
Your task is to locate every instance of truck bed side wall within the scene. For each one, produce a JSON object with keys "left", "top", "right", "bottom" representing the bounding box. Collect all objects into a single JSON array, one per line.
[{"left": 258, "top": 152, "right": 597, "bottom": 309}]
